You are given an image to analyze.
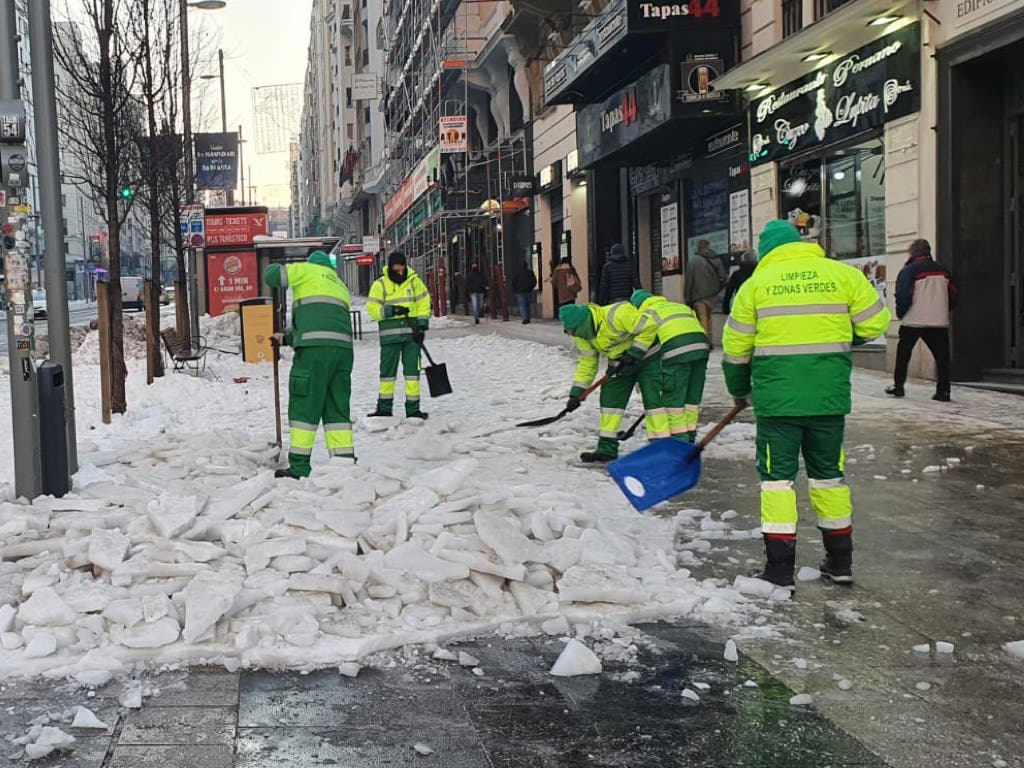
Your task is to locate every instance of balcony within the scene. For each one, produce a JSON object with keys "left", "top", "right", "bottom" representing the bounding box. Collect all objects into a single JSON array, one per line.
[
  {"left": 815, "top": 0, "right": 856, "bottom": 18},
  {"left": 782, "top": 0, "right": 802, "bottom": 38}
]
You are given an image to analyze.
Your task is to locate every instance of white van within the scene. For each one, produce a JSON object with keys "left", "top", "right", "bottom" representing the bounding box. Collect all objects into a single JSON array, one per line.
[{"left": 121, "top": 276, "right": 143, "bottom": 311}]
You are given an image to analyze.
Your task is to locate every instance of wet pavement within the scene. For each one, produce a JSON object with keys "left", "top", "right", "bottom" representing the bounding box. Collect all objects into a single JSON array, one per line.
[{"left": 1, "top": 623, "right": 888, "bottom": 767}]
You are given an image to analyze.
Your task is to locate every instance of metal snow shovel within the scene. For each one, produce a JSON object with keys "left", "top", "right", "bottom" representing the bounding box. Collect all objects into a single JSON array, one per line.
[
  {"left": 517, "top": 374, "right": 610, "bottom": 428},
  {"left": 617, "top": 414, "right": 645, "bottom": 442},
  {"left": 406, "top": 317, "right": 452, "bottom": 397},
  {"left": 608, "top": 402, "right": 748, "bottom": 512}
]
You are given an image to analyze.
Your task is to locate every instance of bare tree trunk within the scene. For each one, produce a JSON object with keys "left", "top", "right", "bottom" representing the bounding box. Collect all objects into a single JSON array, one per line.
[{"left": 139, "top": 0, "right": 164, "bottom": 381}]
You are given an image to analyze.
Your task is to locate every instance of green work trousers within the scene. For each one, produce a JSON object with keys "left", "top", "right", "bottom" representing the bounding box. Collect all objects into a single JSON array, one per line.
[
  {"left": 375, "top": 340, "right": 422, "bottom": 416},
  {"left": 595, "top": 359, "right": 669, "bottom": 459},
  {"left": 755, "top": 415, "right": 851, "bottom": 537},
  {"left": 662, "top": 358, "right": 708, "bottom": 443},
  {"left": 288, "top": 345, "right": 354, "bottom": 477}
]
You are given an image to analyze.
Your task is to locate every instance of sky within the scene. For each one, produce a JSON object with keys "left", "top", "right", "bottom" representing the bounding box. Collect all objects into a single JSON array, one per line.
[{"left": 191, "top": 0, "right": 313, "bottom": 209}]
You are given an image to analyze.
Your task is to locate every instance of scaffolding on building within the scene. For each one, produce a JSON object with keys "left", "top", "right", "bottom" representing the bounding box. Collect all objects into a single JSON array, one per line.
[{"left": 379, "top": 0, "right": 536, "bottom": 318}]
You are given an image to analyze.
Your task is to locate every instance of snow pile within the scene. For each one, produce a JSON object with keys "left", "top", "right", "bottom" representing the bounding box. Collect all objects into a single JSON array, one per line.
[
  {"left": 74, "top": 314, "right": 150, "bottom": 365},
  {"left": 0, "top": 333, "right": 764, "bottom": 682}
]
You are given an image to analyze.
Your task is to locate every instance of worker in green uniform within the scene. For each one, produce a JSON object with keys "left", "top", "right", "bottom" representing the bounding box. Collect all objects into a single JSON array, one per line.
[
  {"left": 559, "top": 302, "right": 669, "bottom": 463},
  {"left": 366, "top": 251, "right": 432, "bottom": 419},
  {"left": 723, "top": 220, "right": 891, "bottom": 588},
  {"left": 264, "top": 251, "right": 355, "bottom": 479},
  {"left": 630, "top": 290, "right": 710, "bottom": 443}
]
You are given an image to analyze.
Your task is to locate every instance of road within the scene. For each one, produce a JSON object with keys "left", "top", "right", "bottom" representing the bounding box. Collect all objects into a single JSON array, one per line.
[{"left": 0, "top": 301, "right": 99, "bottom": 355}]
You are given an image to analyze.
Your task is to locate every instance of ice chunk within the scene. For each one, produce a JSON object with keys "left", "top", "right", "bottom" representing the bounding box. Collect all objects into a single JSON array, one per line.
[
  {"left": 24, "top": 632, "right": 58, "bottom": 658},
  {"left": 142, "top": 594, "right": 172, "bottom": 624},
  {"left": 837, "top": 679, "right": 853, "bottom": 691},
  {"left": 473, "top": 510, "right": 540, "bottom": 565},
  {"left": 789, "top": 694, "right": 813, "bottom": 706},
  {"left": 922, "top": 465, "right": 942, "bottom": 473},
  {"left": 724, "top": 639, "right": 739, "bottom": 662},
  {"left": 428, "top": 580, "right": 480, "bottom": 609},
  {"left": 557, "top": 564, "right": 650, "bottom": 605},
  {"left": 412, "top": 458, "right": 478, "bottom": 496},
  {"left": 120, "top": 616, "right": 180, "bottom": 648},
  {"left": 0, "top": 603, "right": 16, "bottom": 633},
  {"left": 118, "top": 687, "right": 143, "bottom": 709},
  {"left": 338, "top": 662, "right": 361, "bottom": 678},
  {"left": 412, "top": 743, "right": 434, "bottom": 756},
  {"left": 372, "top": 487, "right": 439, "bottom": 527},
  {"left": 88, "top": 529, "right": 130, "bottom": 571},
  {"left": 103, "top": 599, "right": 144, "bottom": 628},
  {"left": 541, "top": 616, "right": 570, "bottom": 636},
  {"left": 458, "top": 651, "right": 479, "bottom": 667},
  {"left": 244, "top": 537, "right": 306, "bottom": 574},
  {"left": 182, "top": 571, "right": 242, "bottom": 643},
  {"left": 432, "top": 648, "right": 458, "bottom": 662},
  {"left": 912, "top": 643, "right": 930, "bottom": 653},
  {"left": 733, "top": 575, "right": 780, "bottom": 598},
  {"left": 436, "top": 549, "right": 526, "bottom": 582},
  {"left": 693, "top": 682, "right": 711, "bottom": 691},
  {"left": 71, "top": 706, "right": 108, "bottom": 730},
  {"left": 315, "top": 507, "right": 370, "bottom": 538},
  {"left": 1003, "top": 640, "right": 1024, "bottom": 659},
  {"left": 550, "top": 639, "right": 602, "bottom": 677},
  {"left": 287, "top": 574, "right": 348, "bottom": 595},
  {"left": 915, "top": 681, "right": 932, "bottom": 691},
  {"left": 793, "top": 658, "right": 808, "bottom": 670},
  {"left": 936, "top": 641, "right": 954, "bottom": 654},
  {"left": 147, "top": 494, "right": 203, "bottom": 539},
  {"left": 384, "top": 543, "right": 471, "bottom": 583},
  {"left": 797, "top": 567, "right": 821, "bottom": 582},
  {"left": 681, "top": 688, "right": 700, "bottom": 702},
  {"left": 19, "top": 587, "right": 76, "bottom": 626},
  {"left": 1, "top": 632, "right": 23, "bottom": 649},
  {"left": 74, "top": 670, "right": 113, "bottom": 688}
]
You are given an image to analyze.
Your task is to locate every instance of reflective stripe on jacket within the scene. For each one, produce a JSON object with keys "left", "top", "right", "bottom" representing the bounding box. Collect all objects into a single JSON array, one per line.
[
  {"left": 570, "top": 302, "right": 654, "bottom": 395},
  {"left": 635, "top": 296, "right": 709, "bottom": 364},
  {"left": 264, "top": 262, "right": 353, "bottom": 348},
  {"left": 721, "top": 241, "right": 891, "bottom": 416},
  {"left": 366, "top": 268, "right": 431, "bottom": 345}
]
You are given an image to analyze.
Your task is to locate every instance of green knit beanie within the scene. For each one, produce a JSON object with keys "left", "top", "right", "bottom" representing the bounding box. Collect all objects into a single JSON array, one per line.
[
  {"left": 757, "top": 220, "right": 802, "bottom": 260},
  {"left": 630, "top": 290, "right": 654, "bottom": 309},
  {"left": 559, "top": 304, "right": 590, "bottom": 333},
  {"left": 308, "top": 250, "right": 334, "bottom": 268}
]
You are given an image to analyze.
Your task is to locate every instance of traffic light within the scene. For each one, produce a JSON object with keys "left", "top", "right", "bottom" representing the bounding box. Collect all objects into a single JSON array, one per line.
[{"left": 120, "top": 187, "right": 134, "bottom": 201}]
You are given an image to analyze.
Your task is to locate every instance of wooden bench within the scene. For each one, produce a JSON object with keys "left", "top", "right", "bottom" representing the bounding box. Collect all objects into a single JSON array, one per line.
[{"left": 160, "top": 328, "right": 208, "bottom": 376}]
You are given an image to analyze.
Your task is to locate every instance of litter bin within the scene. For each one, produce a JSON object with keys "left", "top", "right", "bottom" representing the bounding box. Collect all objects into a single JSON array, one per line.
[
  {"left": 239, "top": 297, "right": 274, "bottom": 364},
  {"left": 37, "top": 360, "right": 70, "bottom": 498}
]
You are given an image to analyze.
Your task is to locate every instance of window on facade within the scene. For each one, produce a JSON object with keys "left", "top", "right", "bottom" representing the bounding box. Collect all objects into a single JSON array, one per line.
[
  {"left": 814, "top": 0, "right": 856, "bottom": 20},
  {"left": 346, "top": 88, "right": 352, "bottom": 108},
  {"left": 344, "top": 46, "right": 352, "bottom": 65},
  {"left": 782, "top": 0, "right": 803, "bottom": 38}
]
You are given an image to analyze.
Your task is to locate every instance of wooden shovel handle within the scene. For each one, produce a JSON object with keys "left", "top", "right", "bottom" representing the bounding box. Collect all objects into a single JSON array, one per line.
[
  {"left": 698, "top": 402, "right": 747, "bottom": 450},
  {"left": 579, "top": 374, "right": 610, "bottom": 403}
]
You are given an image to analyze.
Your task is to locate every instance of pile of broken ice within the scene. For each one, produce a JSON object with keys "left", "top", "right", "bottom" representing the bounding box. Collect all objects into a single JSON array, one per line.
[{"left": 0, "top": 427, "right": 759, "bottom": 683}]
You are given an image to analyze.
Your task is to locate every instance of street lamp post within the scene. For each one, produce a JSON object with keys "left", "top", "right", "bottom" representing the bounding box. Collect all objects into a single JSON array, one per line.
[
  {"left": 179, "top": 0, "right": 226, "bottom": 339},
  {"left": 200, "top": 48, "right": 234, "bottom": 206}
]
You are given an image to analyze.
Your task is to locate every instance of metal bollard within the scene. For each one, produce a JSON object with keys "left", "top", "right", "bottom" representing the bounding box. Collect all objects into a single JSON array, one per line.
[{"left": 37, "top": 360, "right": 70, "bottom": 498}]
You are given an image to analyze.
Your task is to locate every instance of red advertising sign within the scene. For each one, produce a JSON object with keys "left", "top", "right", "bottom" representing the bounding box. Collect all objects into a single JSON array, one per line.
[
  {"left": 355, "top": 255, "right": 375, "bottom": 266},
  {"left": 207, "top": 251, "right": 258, "bottom": 316},
  {"left": 205, "top": 212, "right": 269, "bottom": 247}
]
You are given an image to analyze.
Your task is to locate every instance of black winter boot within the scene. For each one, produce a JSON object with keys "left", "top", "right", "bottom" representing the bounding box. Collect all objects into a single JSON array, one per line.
[
  {"left": 408, "top": 411, "right": 429, "bottom": 420},
  {"left": 820, "top": 529, "right": 854, "bottom": 584},
  {"left": 274, "top": 467, "right": 302, "bottom": 480},
  {"left": 885, "top": 385, "right": 905, "bottom": 398},
  {"left": 366, "top": 409, "right": 392, "bottom": 417},
  {"left": 750, "top": 536, "right": 796, "bottom": 588},
  {"left": 580, "top": 451, "right": 615, "bottom": 464}
]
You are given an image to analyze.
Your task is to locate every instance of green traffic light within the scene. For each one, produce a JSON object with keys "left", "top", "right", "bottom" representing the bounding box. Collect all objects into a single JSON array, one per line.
[{"left": 120, "top": 187, "right": 133, "bottom": 200}]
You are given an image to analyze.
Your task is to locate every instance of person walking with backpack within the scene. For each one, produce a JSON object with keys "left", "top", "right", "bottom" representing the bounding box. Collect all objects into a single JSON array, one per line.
[
  {"left": 264, "top": 251, "right": 355, "bottom": 479},
  {"left": 598, "top": 244, "right": 640, "bottom": 305},
  {"left": 550, "top": 256, "right": 582, "bottom": 309},
  {"left": 366, "top": 251, "right": 432, "bottom": 419},
  {"left": 886, "top": 239, "right": 958, "bottom": 402},
  {"left": 685, "top": 240, "right": 726, "bottom": 341},
  {"left": 723, "top": 220, "right": 891, "bottom": 589}
]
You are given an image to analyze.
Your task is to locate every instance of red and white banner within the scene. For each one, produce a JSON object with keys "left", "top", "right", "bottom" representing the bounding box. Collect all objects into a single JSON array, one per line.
[{"left": 205, "top": 212, "right": 268, "bottom": 248}]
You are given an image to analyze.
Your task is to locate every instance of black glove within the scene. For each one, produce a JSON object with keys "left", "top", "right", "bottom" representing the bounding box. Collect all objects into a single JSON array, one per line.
[
  {"left": 412, "top": 327, "right": 426, "bottom": 345},
  {"left": 610, "top": 356, "right": 640, "bottom": 378},
  {"left": 393, "top": 305, "right": 411, "bottom": 317},
  {"left": 566, "top": 395, "right": 581, "bottom": 412}
]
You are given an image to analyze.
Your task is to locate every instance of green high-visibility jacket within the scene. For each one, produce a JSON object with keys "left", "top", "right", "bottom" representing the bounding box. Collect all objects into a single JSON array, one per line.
[
  {"left": 264, "top": 261, "right": 353, "bottom": 348},
  {"left": 634, "top": 295, "right": 709, "bottom": 365},
  {"left": 722, "top": 240, "right": 891, "bottom": 416},
  {"left": 570, "top": 302, "right": 655, "bottom": 396},
  {"left": 366, "top": 268, "right": 431, "bottom": 345}
]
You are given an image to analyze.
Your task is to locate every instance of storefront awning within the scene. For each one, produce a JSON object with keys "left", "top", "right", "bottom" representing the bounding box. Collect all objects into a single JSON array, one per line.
[{"left": 712, "top": 0, "right": 917, "bottom": 92}]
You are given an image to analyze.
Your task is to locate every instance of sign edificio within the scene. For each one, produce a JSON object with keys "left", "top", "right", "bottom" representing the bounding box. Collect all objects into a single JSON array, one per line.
[{"left": 439, "top": 116, "right": 468, "bottom": 153}]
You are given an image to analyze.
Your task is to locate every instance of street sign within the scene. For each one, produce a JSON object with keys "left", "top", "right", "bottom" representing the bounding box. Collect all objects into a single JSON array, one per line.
[
  {"left": 181, "top": 204, "right": 205, "bottom": 248},
  {"left": 362, "top": 235, "right": 380, "bottom": 254},
  {"left": 0, "top": 101, "right": 26, "bottom": 144},
  {"left": 1, "top": 145, "right": 29, "bottom": 187}
]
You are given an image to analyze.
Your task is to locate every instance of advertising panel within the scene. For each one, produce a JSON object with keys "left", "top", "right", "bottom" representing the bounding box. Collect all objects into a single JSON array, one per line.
[
  {"left": 195, "top": 133, "right": 239, "bottom": 191},
  {"left": 207, "top": 251, "right": 258, "bottom": 317}
]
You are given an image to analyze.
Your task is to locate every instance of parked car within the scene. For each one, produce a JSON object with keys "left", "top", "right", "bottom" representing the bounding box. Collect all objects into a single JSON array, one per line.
[{"left": 33, "top": 290, "right": 47, "bottom": 319}]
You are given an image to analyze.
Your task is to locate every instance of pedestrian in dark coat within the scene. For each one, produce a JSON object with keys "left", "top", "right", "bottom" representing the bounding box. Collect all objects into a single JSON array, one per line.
[
  {"left": 723, "top": 250, "right": 757, "bottom": 314},
  {"left": 512, "top": 262, "right": 537, "bottom": 324},
  {"left": 598, "top": 244, "right": 640, "bottom": 305},
  {"left": 466, "top": 262, "right": 487, "bottom": 324}
]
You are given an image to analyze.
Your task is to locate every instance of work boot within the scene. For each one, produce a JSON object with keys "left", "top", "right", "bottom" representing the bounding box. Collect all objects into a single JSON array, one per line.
[
  {"left": 474, "top": 318, "right": 480, "bottom": 325},
  {"left": 750, "top": 536, "right": 796, "bottom": 589},
  {"left": 274, "top": 467, "right": 302, "bottom": 480},
  {"left": 408, "top": 411, "right": 429, "bottom": 420},
  {"left": 932, "top": 392, "right": 951, "bottom": 402},
  {"left": 885, "top": 385, "right": 905, "bottom": 398},
  {"left": 820, "top": 529, "right": 854, "bottom": 585},
  {"left": 579, "top": 451, "right": 615, "bottom": 464},
  {"left": 366, "top": 409, "right": 392, "bottom": 417}
]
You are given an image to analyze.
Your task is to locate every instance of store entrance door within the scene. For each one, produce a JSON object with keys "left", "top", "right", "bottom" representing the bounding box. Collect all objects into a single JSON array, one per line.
[{"left": 1009, "top": 113, "right": 1024, "bottom": 367}]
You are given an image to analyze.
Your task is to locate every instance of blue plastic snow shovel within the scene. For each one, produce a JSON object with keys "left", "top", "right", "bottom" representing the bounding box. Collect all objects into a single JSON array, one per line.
[{"left": 608, "top": 402, "right": 747, "bottom": 512}]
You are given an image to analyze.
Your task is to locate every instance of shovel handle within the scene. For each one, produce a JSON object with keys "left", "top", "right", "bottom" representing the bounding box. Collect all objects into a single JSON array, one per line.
[
  {"left": 697, "top": 402, "right": 747, "bottom": 450},
  {"left": 404, "top": 316, "right": 436, "bottom": 365},
  {"left": 579, "top": 374, "right": 610, "bottom": 403}
]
